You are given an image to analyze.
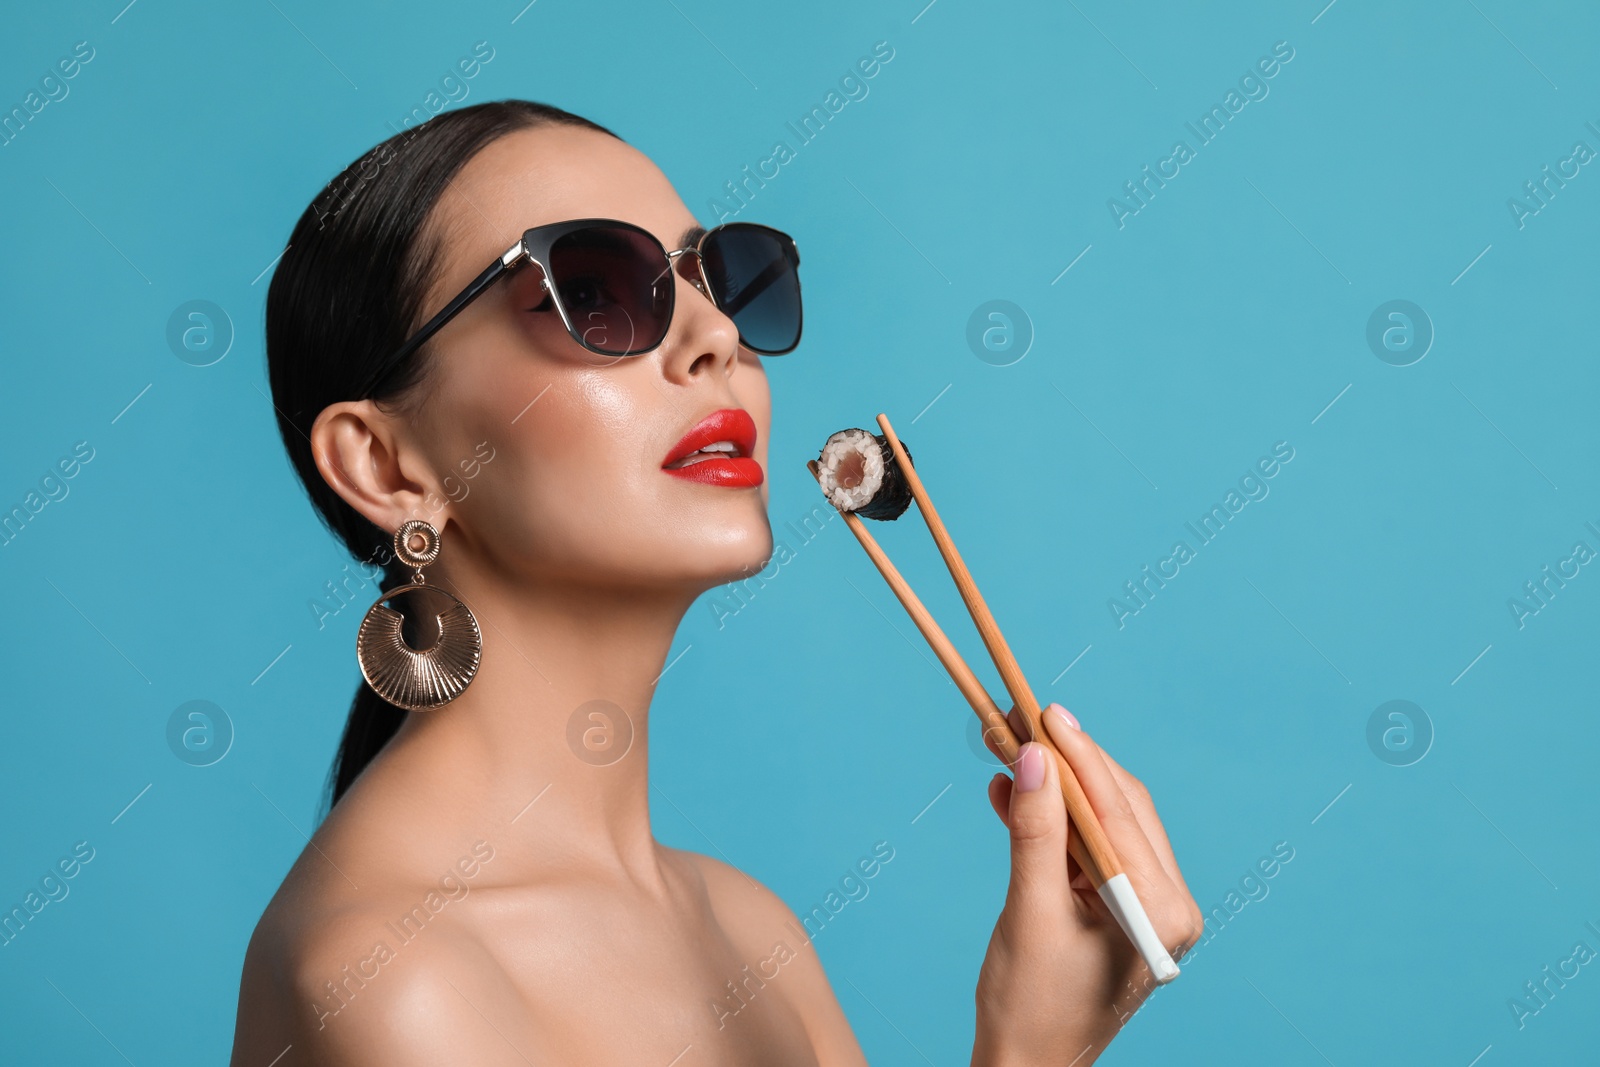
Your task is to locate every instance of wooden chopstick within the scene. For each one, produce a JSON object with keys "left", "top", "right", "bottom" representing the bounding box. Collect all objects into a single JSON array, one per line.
[
  {"left": 805, "top": 462, "right": 1018, "bottom": 756},
  {"left": 871, "top": 414, "right": 1127, "bottom": 887},
  {"left": 808, "top": 423, "right": 1182, "bottom": 983},
  {"left": 805, "top": 458, "right": 1113, "bottom": 890}
]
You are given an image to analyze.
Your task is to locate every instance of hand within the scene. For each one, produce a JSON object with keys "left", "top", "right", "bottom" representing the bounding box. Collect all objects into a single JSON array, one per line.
[{"left": 970, "top": 704, "right": 1203, "bottom": 1066}]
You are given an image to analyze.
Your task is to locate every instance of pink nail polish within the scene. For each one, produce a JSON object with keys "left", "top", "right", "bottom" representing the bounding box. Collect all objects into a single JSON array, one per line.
[
  {"left": 1047, "top": 702, "right": 1080, "bottom": 730},
  {"left": 1016, "top": 743, "right": 1046, "bottom": 792}
]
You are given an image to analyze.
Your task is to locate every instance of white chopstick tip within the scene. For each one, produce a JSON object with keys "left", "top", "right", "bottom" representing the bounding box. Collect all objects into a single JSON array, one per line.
[{"left": 1097, "top": 873, "right": 1181, "bottom": 984}]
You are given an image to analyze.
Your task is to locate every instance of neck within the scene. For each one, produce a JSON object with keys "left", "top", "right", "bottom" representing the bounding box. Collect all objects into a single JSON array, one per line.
[{"left": 378, "top": 566, "right": 700, "bottom": 888}]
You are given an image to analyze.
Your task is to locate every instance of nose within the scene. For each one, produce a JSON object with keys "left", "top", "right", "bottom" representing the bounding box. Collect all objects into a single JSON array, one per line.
[{"left": 660, "top": 251, "right": 740, "bottom": 383}]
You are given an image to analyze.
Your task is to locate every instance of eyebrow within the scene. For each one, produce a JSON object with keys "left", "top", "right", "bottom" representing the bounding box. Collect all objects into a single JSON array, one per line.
[{"left": 677, "top": 223, "right": 707, "bottom": 251}]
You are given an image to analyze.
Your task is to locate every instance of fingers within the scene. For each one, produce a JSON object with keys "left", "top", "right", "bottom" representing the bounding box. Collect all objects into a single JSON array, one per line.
[
  {"left": 1005, "top": 704, "right": 1036, "bottom": 745},
  {"left": 1001, "top": 742, "right": 1073, "bottom": 919},
  {"left": 987, "top": 772, "right": 1010, "bottom": 823},
  {"left": 1040, "top": 706, "right": 1170, "bottom": 897},
  {"left": 981, "top": 720, "right": 1015, "bottom": 765},
  {"left": 1094, "top": 743, "right": 1195, "bottom": 903},
  {"left": 991, "top": 768, "right": 1098, "bottom": 909},
  {"left": 1041, "top": 705, "right": 1204, "bottom": 953}
]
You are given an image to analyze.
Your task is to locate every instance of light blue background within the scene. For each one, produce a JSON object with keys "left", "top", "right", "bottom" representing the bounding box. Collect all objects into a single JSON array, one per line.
[{"left": 3, "top": 1, "right": 1597, "bottom": 1063}]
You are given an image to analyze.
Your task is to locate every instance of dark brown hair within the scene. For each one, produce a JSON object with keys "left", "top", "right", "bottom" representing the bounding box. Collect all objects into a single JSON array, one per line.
[{"left": 265, "top": 100, "right": 619, "bottom": 815}]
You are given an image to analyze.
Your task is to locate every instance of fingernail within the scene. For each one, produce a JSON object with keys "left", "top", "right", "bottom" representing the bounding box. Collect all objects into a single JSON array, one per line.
[
  {"left": 1046, "top": 702, "right": 1080, "bottom": 730},
  {"left": 1015, "top": 743, "right": 1046, "bottom": 793}
]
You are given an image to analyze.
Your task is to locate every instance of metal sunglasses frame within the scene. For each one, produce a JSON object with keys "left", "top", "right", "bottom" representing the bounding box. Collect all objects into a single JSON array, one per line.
[{"left": 353, "top": 217, "right": 802, "bottom": 399}]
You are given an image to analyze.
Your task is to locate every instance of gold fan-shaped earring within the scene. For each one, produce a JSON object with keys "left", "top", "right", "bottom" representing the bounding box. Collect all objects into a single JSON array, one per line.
[{"left": 356, "top": 519, "right": 483, "bottom": 710}]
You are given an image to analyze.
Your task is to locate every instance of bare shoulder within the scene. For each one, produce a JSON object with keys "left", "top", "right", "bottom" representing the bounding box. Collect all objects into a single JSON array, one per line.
[
  {"left": 676, "top": 849, "right": 868, "bottom": 1067},
  {"left": 230, "top": 788, "right": 527, "bottom": 1066},
  {"left": 232, "top": 877, "right": 526, "bottom": 1066},
  {"left": 680, "top": 848, "right": 796, "bottom": 931}
]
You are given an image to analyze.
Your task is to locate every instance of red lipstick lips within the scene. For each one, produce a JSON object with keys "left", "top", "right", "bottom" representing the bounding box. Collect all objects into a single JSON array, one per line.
[{"left": 661, "top": 408, "right": 763, "bottom": 488}]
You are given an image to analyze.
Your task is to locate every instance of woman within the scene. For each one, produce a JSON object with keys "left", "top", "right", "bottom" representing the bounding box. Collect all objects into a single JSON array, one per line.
[{"left": 231, "top": 99, "right": 1202, "bottom": 1065}]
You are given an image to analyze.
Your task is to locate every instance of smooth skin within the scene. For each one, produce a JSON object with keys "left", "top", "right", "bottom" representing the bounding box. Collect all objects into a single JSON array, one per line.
[
  {"left": 974, "top": 705, "right": 1203, "bottom": 1065},
  {"left": 229, "top": 124, "right": 1201, "bottom": 1066}
]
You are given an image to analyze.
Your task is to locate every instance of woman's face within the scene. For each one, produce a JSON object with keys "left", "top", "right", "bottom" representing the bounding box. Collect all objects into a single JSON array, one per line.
[{"left": 395, "top": 124, "right": 775, "bottom": 597}]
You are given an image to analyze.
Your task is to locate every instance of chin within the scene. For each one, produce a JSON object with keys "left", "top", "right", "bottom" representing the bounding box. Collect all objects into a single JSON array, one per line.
[{"left": 696, "top": 511, "right": 776, "bottom": 587}]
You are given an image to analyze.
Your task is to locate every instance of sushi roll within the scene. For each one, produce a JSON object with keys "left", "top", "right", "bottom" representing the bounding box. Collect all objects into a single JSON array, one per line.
[{"left": 816, "top": 428, "right": 915, "bottom": 520}]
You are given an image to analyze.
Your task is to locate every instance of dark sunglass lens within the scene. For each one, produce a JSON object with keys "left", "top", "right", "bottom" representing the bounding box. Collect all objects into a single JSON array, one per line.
[
  {"left": 548, "top": 226, "right": 672, "bottom": 354},
  {"left": 702, "top": 226, "right": 801, "bottom": 354}
]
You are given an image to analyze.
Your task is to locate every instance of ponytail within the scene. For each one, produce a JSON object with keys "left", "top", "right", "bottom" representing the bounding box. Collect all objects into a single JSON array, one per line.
[{"left": 323, "top": 567, "right": 411, "bottom": 814}]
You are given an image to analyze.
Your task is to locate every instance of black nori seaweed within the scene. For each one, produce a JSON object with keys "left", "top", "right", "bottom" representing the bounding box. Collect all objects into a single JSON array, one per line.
[{"left": 835, "top": 431, "right": 914, "bottom": 520}]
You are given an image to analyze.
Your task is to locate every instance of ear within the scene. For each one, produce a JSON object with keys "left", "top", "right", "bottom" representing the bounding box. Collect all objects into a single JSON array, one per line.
[{"left": 310, "top": 400, "right": 444, "bottom": 534}]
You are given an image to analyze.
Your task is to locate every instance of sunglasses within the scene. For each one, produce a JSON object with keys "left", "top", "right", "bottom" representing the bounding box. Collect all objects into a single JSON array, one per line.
[{"left": 353, "top": 218, "right": 802, "bottom": 398}]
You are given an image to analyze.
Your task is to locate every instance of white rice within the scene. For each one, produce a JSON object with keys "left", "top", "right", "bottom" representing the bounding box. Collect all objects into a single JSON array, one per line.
[{"left": 816, "top": 428, "right": 885, "bottom": 512}]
